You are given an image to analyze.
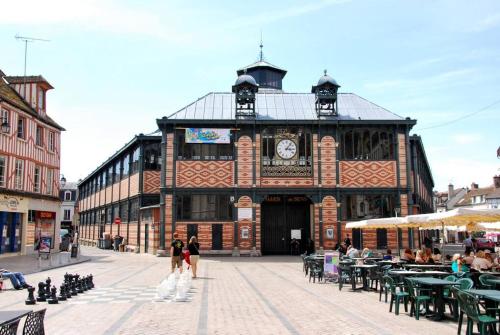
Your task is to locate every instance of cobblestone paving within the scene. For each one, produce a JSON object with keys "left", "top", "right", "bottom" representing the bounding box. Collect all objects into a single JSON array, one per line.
[{"left": 0, "top": 247, "right": 460, "bottom": 334}]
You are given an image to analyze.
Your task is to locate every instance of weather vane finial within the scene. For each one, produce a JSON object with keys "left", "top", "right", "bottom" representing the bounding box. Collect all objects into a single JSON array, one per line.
[
  {"left": 324, "top": 69, "right": 327, "bottom": 76},
  {"left": 259, "top": 30, "right": 264, "bottom": 61}
]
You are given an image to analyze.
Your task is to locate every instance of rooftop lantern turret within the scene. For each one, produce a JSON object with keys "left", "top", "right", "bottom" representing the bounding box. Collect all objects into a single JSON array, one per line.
[
  {"left": 232, "top": 70, "right": 258, "bottom": 118},
  {"left": 312, "top": 70, "right": 340, "bottom": 117}
]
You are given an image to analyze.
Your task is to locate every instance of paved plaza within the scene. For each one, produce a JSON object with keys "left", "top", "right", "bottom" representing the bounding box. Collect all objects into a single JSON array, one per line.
[{"left": 1, "top": 247, "right": 459, "bottom": 334}]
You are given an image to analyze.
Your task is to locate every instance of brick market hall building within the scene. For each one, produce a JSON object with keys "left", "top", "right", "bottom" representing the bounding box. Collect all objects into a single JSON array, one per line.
[{"left": 78, "top": 55, "right": 434, "bottom": 256}]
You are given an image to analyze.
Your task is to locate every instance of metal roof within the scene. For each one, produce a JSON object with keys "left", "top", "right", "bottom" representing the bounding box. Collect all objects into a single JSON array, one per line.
[
  {"left": 237, "top": 60, "right": 287, "bottom": 74},
  {"left": 165, "top": 92, "right": 404, "bottom": 121}
]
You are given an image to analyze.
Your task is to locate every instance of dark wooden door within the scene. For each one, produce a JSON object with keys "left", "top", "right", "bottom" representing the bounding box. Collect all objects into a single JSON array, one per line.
[
  {"left": 376, "top": 228, "right": 388, "bottom": 250},
  {"left": 262, "top": 197, "right": 310, "bottom": 255},
  {"left": 352, "top": 228, "right": 362, "bottom": 250},
  {"left": 144, "top": 224, "right": 149, "bottom": 253},
  {"left": 187, "top": 224, "right": 198, "bottom": 245},
  {"left": 211, "top": 224, "right": 223, "bottom": 250}
]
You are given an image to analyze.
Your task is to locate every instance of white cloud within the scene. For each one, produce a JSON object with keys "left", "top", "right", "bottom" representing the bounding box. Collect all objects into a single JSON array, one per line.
[
  {"left": 432, "top": 158, "right": 499, "bottom": 191},
  {"left": 470, "top": 13, "right": 500, "bottom": 32},
  {"left": 451, "top": 133, "right": 483, "bottom": 145}
]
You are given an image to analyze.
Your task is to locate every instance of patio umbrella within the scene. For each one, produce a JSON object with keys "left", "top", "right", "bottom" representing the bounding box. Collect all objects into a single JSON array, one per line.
[{"left": 346, "top": 217, "right": 408, "bottom": 255}]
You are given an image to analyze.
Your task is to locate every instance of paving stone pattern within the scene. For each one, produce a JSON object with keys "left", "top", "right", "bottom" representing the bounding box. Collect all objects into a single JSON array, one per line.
[{"left": 0, "top": 247, "right": 459, "bottom": 334}]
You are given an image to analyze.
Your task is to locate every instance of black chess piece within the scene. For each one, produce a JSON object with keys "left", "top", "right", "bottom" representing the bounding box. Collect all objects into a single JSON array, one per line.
[
  {"left": 89, "top": 274, "right": 94, "bottom": 289},
  {"left": 36, "top": 282, "right": 46, "bottom": 302},
  {"left": 25, "top": 286, "right": 36, "bottom": 305},
  {"left": 45, "top": 277, "right": 51, "bottom": 295},
  {"left": 86, "top": 276, "right": 92, "bottom": 290},
  {"left": 77, "top": 279, "right": 84, "bottom": 293},
  {"left": 70, "top": 279, "right": 78, "bottom": 296},
  {"left": 58, "top": 284, "right": 67, "bottom": 301},
  {"left": 64, "top": 273, "right": 71, "bottom": 284},
  {"left": 47, "top": 286, "right": 58, "bottom": 304},
  {"left": 64, "top": 283, "right": 72, "bottom": 299},
  {"left": 81, "top": 276, "right": 88, "bottom": 291}
]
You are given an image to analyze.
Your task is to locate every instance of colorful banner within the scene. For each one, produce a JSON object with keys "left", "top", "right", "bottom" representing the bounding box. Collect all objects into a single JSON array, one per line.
[
  {"left": 185, "top": 128, "right": 231, "bottom": 144},
  {"left": 323, "top": 251, "right": 340, "bottom": 279}
]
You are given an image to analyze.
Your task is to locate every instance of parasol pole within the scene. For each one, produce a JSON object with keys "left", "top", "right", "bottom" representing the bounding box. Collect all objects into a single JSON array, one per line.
[{"left": 441, "top": 220, "right": 445, "bottom": 255}]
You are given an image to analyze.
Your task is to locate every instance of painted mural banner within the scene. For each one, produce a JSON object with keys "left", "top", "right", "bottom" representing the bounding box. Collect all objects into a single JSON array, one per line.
[
  {"left": 38, "top": 236, "right": 52, "bottom": 254},
  {"left": 185, "top": 128, "right": 231, "bottom": 144},
  {"left": 323, "top": 251, "right": 340, "bottom": 281}
]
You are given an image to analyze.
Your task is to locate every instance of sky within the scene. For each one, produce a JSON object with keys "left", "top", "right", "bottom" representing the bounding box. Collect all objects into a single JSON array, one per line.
[{"left": 1, "top": 0, "right": 499, "bottom": 191}]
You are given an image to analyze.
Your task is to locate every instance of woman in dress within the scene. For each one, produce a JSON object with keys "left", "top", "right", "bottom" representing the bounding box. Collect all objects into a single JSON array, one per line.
[{"left": 188, "top": 236, "right": 200, "bottom": 278}]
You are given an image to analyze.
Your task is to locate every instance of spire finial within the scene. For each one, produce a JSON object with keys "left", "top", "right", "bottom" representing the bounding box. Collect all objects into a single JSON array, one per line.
[
  {"left": 324, "top": 69, "right": 327, "bottom": 76},
  {"left": 259, "top": 30, "right": 264, "bottom": 61}
]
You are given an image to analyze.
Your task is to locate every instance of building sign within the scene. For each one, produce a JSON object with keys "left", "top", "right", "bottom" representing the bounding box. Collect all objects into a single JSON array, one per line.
[
  {"left": 185, "top": 128, "right": 231, "bottom": 144},
  {"left": 241, "top": 227, "right": 249, "bottom": 239},
  {"left": 0, "top": 195, "right": 28, "bottom": 213},
  {"left": 238, "top": 208, "right": 252, "bottom": 220},
  {"left": 37, "top": 211, "right": 56, "bottom": 220},
  {"left": 291, "top": 229, "right": 301, "bottom": 240}
]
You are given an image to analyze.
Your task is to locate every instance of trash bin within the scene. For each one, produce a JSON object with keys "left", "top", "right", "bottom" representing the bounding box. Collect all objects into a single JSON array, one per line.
[
  {"left": 71, "top": 244, "right": 78, "bottom": 258},
  {"left": 113, "top": 236, "right": 123, "bottom": 251}
]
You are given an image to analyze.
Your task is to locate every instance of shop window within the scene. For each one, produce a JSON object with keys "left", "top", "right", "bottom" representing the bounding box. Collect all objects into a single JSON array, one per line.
[
  {"left": 176, "top": 194, "right": 232, "bottom": 221},
  {"left": 340, "top": 128, "right": 394, "bottom": 160},
  {"left": 144, "top": 143, "right": 161, "bottom": 170},
  {"left": 176, "top": 132, "right": 233, "bottom": 160},
  {"left": 28, "top": 210, "right": 36, "bottom": 223},
  {"left": 0, "top": 156, "right": 6, "bottom": 187},
  {"left": 344, "top": 194, "right": 396, "bottom": 220}
]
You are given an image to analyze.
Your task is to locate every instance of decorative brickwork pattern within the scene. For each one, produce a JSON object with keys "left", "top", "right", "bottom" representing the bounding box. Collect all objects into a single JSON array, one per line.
[
  {"left": 339, "top": 161, "right": 397, "bottom": 187},
  {"left": 165, "top": 194, "right": 173, "bottom": 247},
  {"left": 260, "top": 177, "right": 314, "bottom": 187},
  {"left": 166, "top": 133, "right": 174, "bottom": 187},
  {"left": 314, "top": 204, "right": 320, "bottom": 249},
  {"left": 255, "top": 134, "right": 261, "bottom": 186},
  {"left": 320, "top": 136, "right": 336, "bottom": 187},
  {"left": 313, "top": 134, "right": 319, "bottom": 186},
  {"left": 176, "top": 161, "right": 234, "bottom": 187},
  {"left": 238, "top": 196, "right": 253, "bottom": 250},
  {"left": 237, "top": 136, "right": 253, "bottom": 187},
  {"left": 143, "top": 171, "right": 160, "bottom": 194},
  {"left": 255, "top": 204, "right": 261, "bottom": 250},
  {"left": 322, "top": 196, "right": 337, "bottom": 249},
  {"left": 400, "top": 194, "right": 408, "bottom": 217},
  {"left": 398, "top": 133, "right": 407, "bottom": 188}
]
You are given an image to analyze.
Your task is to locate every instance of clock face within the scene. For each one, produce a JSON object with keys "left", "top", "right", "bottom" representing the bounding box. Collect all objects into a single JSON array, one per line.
[{"left": 276, "top": 139, "right": 297, "bottom": 159}]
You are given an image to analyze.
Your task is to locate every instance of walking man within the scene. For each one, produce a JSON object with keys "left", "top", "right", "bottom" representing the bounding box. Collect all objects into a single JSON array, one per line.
[{"left": 170, "top": 232, "right": 184, "bottom": 273}]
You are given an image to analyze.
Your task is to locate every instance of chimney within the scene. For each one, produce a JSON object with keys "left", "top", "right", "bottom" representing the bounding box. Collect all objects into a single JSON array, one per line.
[
  {"left": 494, "top": 175, "right": 500, "bottom": 189},
  {"left": 448, "top": 184, "right": 454, "bottom": 198},
  {"left": 471, "top": 182, "right": 479, "bottom": 190}
]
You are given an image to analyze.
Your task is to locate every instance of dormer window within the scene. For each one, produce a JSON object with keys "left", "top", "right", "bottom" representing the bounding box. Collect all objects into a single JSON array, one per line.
[
  {"left": 38, "top": 89, "right": 45, "bottom": 111},
  {"left": 65, "top": 191, "right": 72, "bottom": 201}
]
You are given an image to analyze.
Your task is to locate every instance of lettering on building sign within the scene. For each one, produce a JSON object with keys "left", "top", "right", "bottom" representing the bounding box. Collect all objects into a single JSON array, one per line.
[
  {"left": 38, "top": 211, "right": 56, "bottom": 220},
  {"left": 265, "top": 196, "right": 281, "bottom": 202},
  {"left": 0, "top": 197, "right": 20, "bottom": 210}
]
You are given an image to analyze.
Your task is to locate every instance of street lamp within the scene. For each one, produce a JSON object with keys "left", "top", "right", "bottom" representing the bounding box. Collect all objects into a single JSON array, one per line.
[
  {"left": 60, "top": 174, "right": 67, "bottom": 188},
  {"left": 1, "top": 121, "right": 10, "bottom": 134}
]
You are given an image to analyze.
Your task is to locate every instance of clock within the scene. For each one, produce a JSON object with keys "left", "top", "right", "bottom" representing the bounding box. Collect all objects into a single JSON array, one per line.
[{"left": 276, "top": 139, "right": 297, "bottom": 159}]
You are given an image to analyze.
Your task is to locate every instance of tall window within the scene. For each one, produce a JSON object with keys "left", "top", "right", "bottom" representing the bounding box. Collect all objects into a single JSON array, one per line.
[
  {"left": 64, "top": 209, "right": 71, "bottom": 221},
  {"left": 1, "top": 109, "right": 9, "bottom": 134},
  {"left": 36, "top": 125, "right": 44, "bottom": 147},
  {"left": 106, "top": 166, "right": 112, "bottom": 186},
  {"left": 144, "top": 142, "right": 161, "bottom": 170},
  {"left": 113, "top": 161, "right": 120, "bottom": 183},
  {"left": 17, "top": 117, "right": 25, "bottom": 139},
  {"left": 176, "top": 194, "right": 232, "bottom": 221},
  {"left": 48, "top": 132, "right": 55, "bottom": 151},
  {"left": 46, "top": 169, "right": 53, "bottom": 195},
  {"left": 14, "top": 159, "right": 24, "bottom": 190},
  {"left": 0, "top": 156, "right": 6, "bottom": 187},
  {"left": 64, "top": 191, "right": 72, "bottom": 201},
  {"left": 131, "top": 148, "right": 140, "bottom": 174},
  {"left": 34, "top": 166, "right": 41, "bottom": 192},
  {"left": 177, "top": 132, "right": 233, "bottom": 160},
  {"left": 38, "top": 89, "right": 45, "bottom": 111},
  {"left": 122, "top": 154, "right": 129, "bottom": 179},
  {"left": 340, "top": 128, "right": 395, "bottom": 160}
]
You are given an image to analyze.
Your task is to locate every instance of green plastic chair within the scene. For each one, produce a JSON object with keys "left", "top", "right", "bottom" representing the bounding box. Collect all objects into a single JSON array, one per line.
[
  {"left": 443, "top": 275, "right": 457, "bottom": 298},
  {"left": 383, "top": 275, "right": 409, "bottom": 316},
  {"left": 446, "top": 278, "right": 474, "bottom": 321},
  {"left": 405, "top": 278, "right": 432, "bottom": 320},
  {"left": 457, "top": 290, "right": 499, "bottom": 335},
  {"left": 478, "top": 274, "right": 497, "bottom": 289},
  {"left": 378, "top": 265, "right": 393, "bottom": 302}
]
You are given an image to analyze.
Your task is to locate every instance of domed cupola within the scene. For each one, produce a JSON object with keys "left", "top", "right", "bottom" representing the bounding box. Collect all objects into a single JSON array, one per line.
[
  {"left": 232, "top": 70, "right": 258, "bottom": 118},
  {"left": 311, "top": 70, "right": 340, "bottom": 117}
]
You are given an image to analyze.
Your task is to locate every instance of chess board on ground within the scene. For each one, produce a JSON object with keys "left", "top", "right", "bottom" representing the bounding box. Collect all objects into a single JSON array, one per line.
[{"left": 66, "top": 286, "right": 158, "bottom": 304}]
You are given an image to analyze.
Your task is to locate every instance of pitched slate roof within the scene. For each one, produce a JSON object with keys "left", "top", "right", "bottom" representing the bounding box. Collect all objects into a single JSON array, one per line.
[
  {"left": 4, "top": 75, "right": 54, "bottom": 89},
  {"left": 0, "top": 75, "right": 64, "bottom": 130},
  {"left": 165, "top": 92, "right": 404, "bottom": 121},
  {"left": 455, "top": 186, "right": 495, "bottom": 207}
]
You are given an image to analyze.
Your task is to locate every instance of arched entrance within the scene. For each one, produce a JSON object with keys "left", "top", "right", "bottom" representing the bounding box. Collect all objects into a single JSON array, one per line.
[{"left": 261, "top": 195, "right": 312, "bottom": 255}]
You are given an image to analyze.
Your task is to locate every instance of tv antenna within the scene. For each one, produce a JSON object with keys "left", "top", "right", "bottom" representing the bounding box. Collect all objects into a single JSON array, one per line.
[{"left": 14, "top": 34, "right": 50, "bottom": 97}]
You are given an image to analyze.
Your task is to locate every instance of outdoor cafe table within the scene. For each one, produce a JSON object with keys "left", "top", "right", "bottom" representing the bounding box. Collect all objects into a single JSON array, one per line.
[
  {"left": 350, "top": 264, "right": 378, "bottom": 291},
  {"left": 0, "top": 310, "right": 32, "bottom": 326},
  {"left": 388, "top": 270, "right": 450, "bottom": 281},
  {"left": 403, "top": 264, "right": 452, "bottom": 271},
  {"left": 409, "top": 277, "right": 459, "bottom": 321}
]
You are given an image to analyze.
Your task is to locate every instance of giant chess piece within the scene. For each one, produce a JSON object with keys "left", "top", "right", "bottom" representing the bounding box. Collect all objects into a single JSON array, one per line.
[
  {"left": 47, "top": 286, "right": 59, "bottom": 304},
  {"left": 64, "top": 273, "right": 71, "bottom": 284},
  {"left": 58, "top": 284, "right": 67, "bottom": 301},
  {"left": 70, "top": 278, "right": 78, "bottom": 296},
  {"left": 63, "top": 283, "right": 72, "bottom": 299},
  {"left": 77, "top": 278, "right": 84, "bottom": 293},
  {"left": 45, "top": 277, "right": 51, "bottom": 295},
  {"left": 25, "top": 286, "right": 36, "bottom": 305},
  {"left": 36, "top": 282, "right": 47, "bottom": 302},
  {"left": 89, "top": 274, "right": 94, "bottom": 289}
]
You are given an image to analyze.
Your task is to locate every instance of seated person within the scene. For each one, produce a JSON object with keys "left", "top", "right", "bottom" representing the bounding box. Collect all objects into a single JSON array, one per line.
[
  {"left": 485, "top": 250, "right": 499, "bottom": 268},
  {"left": 401, "top": 248, "right": 415, "bottom": 262},
  {"left": 0, "top": 269, "right": 30, "bottom": 290},
  {"left": 361, "top": 248, "right": 373, "bottom": 258},
  {"left": 415, "top": 250, "right": 427, "bottom": 264},
  {"left": 463, "top": 248, "right": 475, "bottom": 265},
  {"left": 346, "top": 245, "right": 360, "bottom": 258},
  {"left": 451, "top": 254, "right": 469, "bottom": 273},
  {"left": 471, "top": 250, "right": 492, "bottom": 271},
  {"left": 432, "top": 248, "right": 442, "bottom": 263},
  {"left": 382, "top": 249, "right": 393, "bottom": 260}
]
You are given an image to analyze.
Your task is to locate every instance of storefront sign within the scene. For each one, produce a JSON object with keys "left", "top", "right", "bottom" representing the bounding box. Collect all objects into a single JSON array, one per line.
[
  {"left": 37, "top": 211, "right": 56, "bottom": 220},
  {"left": 291, "top": 229, "right": 301, "bottom": 240},
  {"left": 238, "top": 208, "right": 252, "bottom": 220},
  {"left": 0, "top": 195, "right": 28, "bottom": 213},
  {"left": 323, "top": 251, "right": 340, "bottom": 279},
  {"left": 185, "top": 128, "right": 231, "bottom": 144}
]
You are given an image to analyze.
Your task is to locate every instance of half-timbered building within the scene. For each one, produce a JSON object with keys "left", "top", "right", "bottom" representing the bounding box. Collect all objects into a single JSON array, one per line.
[{"left": 0, "top": 70, "right": 64, "bottom": 255}]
